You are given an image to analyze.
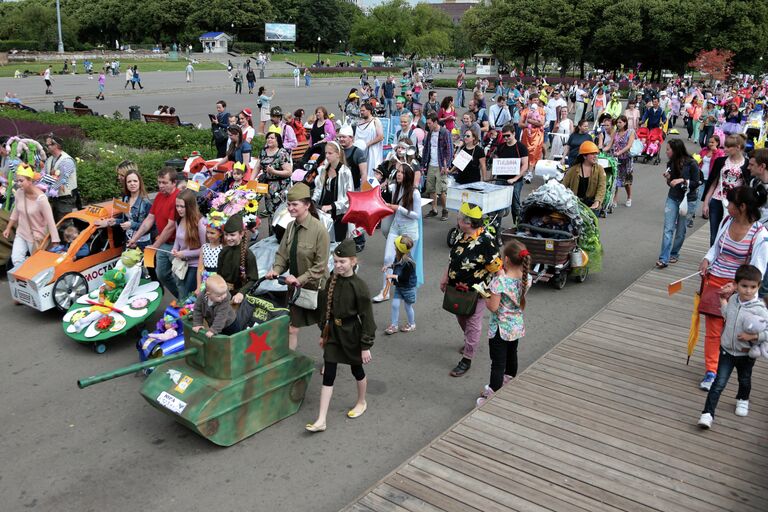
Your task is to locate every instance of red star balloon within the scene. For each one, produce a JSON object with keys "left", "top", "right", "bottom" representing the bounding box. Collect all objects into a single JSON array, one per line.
[
  {"left": 342, "top": 186, "right": 394, "bottom": 236},
  {"left": 244, "top": 331, "right": 272, "bottom": 364}
]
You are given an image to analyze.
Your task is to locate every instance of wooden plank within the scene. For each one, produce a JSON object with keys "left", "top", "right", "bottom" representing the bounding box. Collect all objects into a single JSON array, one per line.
[
  {"left": 465, "top": 412, "right": 712, "bottom": 512},
  {"left": 500, "top": 380, "right": 768, "bottom": 478},
  {"left": 409, "top": 456, "right": 550, "bottom": 512},
  {"left": 430, "top": 439, "right": 616, "bottom": 512},
  {"left": 385, "top": 476, "right": 480, "bottom": 512},
  {"left": 453, "top": 422, "right": 661, "bottom": 512},
  {"left": 397, "top": 463, "right": 513, "bottom": 512},
  {"left": 360, "top": 492, "right": 412, "bottom": 512},
  {"left": 373, "top": 483, "right": 445, "bottom": 512},
  {"left": 478, "top": 403, "right": 766, "bottom": 512},
  {"left": 519, "top": 372, "right": 768, "bottom": 462},
  {"left": 484, "top": 398, "right": 768, "bottom": 502},
  {"left": 497, "top": 381, "right": 767, "bottom": 481}
]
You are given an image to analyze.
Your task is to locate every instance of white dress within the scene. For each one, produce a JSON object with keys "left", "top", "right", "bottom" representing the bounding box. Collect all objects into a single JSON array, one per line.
[
  {"left": 354, "top": 118, "right": 384, "bottom": 175},
  {"left": 551, "top": 118, "right": 573, "bottom": 159}
]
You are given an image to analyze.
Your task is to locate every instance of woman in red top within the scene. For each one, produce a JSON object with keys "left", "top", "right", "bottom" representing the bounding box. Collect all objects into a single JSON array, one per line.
[
  {"left": 438, "top": 96, "right": 456, "bottom": 132},
  {"left": 289, "top": 109, "right": 307, "bottom": 143}
]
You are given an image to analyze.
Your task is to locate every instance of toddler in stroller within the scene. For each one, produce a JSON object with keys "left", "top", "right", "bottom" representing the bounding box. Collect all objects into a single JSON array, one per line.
[{"left": 636, "top": 127, "right": 664, "bottom": 165}]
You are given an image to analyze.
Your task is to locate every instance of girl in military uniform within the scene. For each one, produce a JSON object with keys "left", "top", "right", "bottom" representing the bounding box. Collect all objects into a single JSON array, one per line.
[
  {"left": 305, "top": 239, "right": 376, "bottom": 433},
  {"left": 216, "top": 214, "right": 259, "bottom": 305}
]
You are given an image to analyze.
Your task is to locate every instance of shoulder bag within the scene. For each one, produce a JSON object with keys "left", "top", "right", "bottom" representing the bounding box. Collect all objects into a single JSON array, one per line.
[{"left": 442, "top": 284, "right": 479, "bottom": 316}]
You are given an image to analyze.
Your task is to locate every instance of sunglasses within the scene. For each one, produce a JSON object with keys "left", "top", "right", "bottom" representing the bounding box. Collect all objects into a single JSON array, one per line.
[{"left": 503, "top": 134, "right": 513, "bottom": 138}]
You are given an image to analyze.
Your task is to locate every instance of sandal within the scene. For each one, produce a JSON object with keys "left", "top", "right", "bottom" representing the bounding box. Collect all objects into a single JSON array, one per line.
[
  {"left": 384, "top": 325, "right": 399, "bottom": 335},
  {"left": 669, "top": 257, "right": 679, "bottom": 264},
  {"left": 655, "top": 261, "right": 668, "bottom": 269}
]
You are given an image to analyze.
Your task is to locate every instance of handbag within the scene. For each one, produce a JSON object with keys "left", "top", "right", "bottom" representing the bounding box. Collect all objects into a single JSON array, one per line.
[
  {"left": 698, "top": 277, "right": 723, "bottom": 318},
  {"left": 171, "top": 257, "right": 189, "bottom": 280},
  {"left": 294, "top": 287, "right": 319, "bottom": 310},
  {"left": 678, "top": 196, "right": 689, "bottom": 216},
  {"left": 442, "top": 285, "right": 479, "bottom": 316}
]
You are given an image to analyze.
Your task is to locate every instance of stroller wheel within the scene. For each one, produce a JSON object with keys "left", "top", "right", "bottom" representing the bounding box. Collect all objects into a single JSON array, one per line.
[{"left": 550, "top": 271, "right": 567, "bottom": 290}]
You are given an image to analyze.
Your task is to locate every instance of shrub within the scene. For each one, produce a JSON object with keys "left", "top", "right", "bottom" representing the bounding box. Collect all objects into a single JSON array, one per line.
[
  {"left": 234, "top": 42, "right": 268, "bottom": 54},
  {"left": 0, "top": 110, "right": 215, "bottom": 154},
  {"left": 0, "top": 40, "right": 42, "bottom": 52}
]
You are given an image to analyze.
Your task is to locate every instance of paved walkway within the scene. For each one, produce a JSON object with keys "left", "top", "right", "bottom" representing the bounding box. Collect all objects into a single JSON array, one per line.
[{"left": 342, "top": 226, "right": 768, "bottom": 512}]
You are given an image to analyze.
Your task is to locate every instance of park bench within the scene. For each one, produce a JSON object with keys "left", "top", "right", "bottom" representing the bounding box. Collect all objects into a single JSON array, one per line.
[
  {"left": 0, "top": 102, "right": 23, "bottom": 110},
  {"left": 64, "top": 107, "right": 94, "bottom": 116},
  {"left": 143, "top": 114, "right": 182, "bottom": 126},
  {"left": 291, "top": 140, "right": 310, "bottom": 163}
]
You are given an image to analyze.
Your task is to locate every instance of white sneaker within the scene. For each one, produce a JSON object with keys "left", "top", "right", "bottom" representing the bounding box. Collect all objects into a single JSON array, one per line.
[
  {"left": 372, "top": 291, "right": 389, "bottom": 303},
  {"left": 735, "top": 399, "right": 749, "bottom": 417},
  {"left": 625, "top": 199, "right": 632, "bottom": 207},
  {"left": 697, "top": 412, "right": 713, "bottom": 429},
  {"left": 523, "top": 174, "right": 533, "bottom": 184}
]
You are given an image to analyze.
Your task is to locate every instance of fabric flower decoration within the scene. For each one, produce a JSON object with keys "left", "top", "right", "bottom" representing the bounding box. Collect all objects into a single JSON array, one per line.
[
  {"left": 244, "top": 199, "right": 258, "bottom": 213},
  {"left": 96, "top": 316, "right": 115, "bottom": 331}
]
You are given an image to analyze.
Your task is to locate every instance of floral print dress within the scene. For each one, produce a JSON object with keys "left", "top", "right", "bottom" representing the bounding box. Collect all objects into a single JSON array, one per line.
[
  {"left": 258, "top": 147, "right": 291, "bottom": 215},
  {"left": 487, "top": 275, "right": 525, "bottom": 341},
  {"left": 612, "top": 129, "right": 633, "bottom": 187}
]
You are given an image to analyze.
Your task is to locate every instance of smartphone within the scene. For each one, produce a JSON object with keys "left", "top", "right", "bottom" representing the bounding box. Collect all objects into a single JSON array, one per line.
[{"left": 208, "top": 113, "right": 216, "bottom": 121}]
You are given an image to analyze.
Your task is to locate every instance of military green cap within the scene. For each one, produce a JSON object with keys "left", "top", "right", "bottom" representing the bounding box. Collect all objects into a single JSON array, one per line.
[
  {"left": 223, "top": 214, "right": 244, "bottom": 233},
  {"left": 334, "top": 239, "right": 357, "bottom": 258},
  {"left": 287, "top": 182, "right": 311, "bottom": 201}
]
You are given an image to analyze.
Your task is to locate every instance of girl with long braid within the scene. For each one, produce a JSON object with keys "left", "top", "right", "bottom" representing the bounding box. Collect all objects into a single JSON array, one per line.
[{"left": 476, "top": 240, "right": 531, "bottom": 406}]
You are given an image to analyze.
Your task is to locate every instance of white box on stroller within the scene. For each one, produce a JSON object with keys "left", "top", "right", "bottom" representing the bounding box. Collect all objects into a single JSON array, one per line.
[{"left": 446, "top": 182, "right": 513, "bottom": 213}]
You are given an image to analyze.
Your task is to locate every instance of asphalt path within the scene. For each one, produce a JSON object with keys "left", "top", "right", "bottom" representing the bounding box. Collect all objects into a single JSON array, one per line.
[{"left": 0, "top": 69, "right": 707, "bottom": 512}]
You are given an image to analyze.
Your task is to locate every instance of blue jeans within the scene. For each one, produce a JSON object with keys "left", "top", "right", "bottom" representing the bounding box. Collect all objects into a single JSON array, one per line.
[
  {"left": 173, "top": 264, "right": 198, "bottom": 301},
  {"left": 156, "top": 242, "right": 179, "bottom": 299},
  {"left": 510, "top": 180, "right": 525, "bottom": 223},
  {"left": 659, "top": 196, "right": 687, "bottom": 264},
  {"left": 699, "top": 125, "right": 714, "bottom": 147},
  {"left": 384, "top": 97, "right": 395, "bottom": 117},
  {"left": 707, "top": 197, "right": 724, "bottom": 246},
  {"left": 703, "top": 349, "right": 755, "bottom": 417},
  {"left": 457, "top": 88, "right": 465, "bottom": 107}
]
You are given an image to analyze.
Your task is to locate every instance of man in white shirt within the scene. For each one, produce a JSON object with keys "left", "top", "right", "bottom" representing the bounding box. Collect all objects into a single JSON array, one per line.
[
  {"left": 292, "top": 67, "right": 300, "bottom": 88},
  {"left": 545, "top": 90, "right": 567, "bottom": 145},
  {"left": 488, "top": 96, "right": 512, "bottom": 130},
  {"left": 43, "top": 66, "right": 53, "bottom": 95}
]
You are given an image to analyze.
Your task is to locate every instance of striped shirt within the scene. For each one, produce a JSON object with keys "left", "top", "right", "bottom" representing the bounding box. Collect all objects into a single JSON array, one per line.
[{"left": 710, "top": 222, "right": 763, "bottom": 278}]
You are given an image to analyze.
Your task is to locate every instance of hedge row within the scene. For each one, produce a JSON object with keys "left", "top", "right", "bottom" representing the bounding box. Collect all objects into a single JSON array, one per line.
[
  {"left": 0, "top": 40, "right": 44, "bottom": 52},
  {"left": 0, "top": 109, "right": 214, "bottom": 154},
  {"left": 0, "top": 110, "right": 265, "bottom": 203}
]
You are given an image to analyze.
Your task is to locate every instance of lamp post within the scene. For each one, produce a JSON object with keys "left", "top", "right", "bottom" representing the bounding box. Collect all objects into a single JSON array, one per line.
[
  {"left": 231, "top": 22, "right": 236, "bottom": 52},
  {"left": 317, "top": 36, "right": 321, "bottom": 66},
  {"left": 393, "top": 39, "right": 397, "bottom": 58},
  {"left": 55, "top": 0, "right": 64, "bottom": 53}
]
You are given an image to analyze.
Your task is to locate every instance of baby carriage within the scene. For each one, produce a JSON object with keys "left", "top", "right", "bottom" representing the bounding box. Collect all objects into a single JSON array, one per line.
[
  {"left": 500, "top": 180, "right": 592, "bottom": 289},
  {"left": 636, "top": 127, "right": 663, "bottom": 165},
  {"left": 597, "top": 153, "right": 618, "bottom": 217}
]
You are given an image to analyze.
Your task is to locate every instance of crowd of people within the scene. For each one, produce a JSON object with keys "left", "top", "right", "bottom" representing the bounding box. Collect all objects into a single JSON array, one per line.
[{"left": 5, "top": 64, "right": 768, "bottom": 434}]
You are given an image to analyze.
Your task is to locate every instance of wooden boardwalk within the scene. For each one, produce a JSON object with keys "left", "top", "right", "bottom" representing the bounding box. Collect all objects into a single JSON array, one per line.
[{"left": 343, "top": 227, "right": 768, "bottom": 512}]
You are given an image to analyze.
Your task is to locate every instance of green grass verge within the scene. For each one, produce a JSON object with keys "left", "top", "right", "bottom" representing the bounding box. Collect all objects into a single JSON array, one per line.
[
  {"left": 0, "top": 59, "right": 224, "bottom": 77},
  {"left": 280, "top": 52, "right": 370, "bottom": 67},
  {"left": 272, "top": 72, "right": 363, "bottom": 79}
]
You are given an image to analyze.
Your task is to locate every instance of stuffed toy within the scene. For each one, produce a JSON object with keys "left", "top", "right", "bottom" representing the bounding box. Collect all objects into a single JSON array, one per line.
[{"left": 740, "top": 311, "right": 768, "bottom": 359}]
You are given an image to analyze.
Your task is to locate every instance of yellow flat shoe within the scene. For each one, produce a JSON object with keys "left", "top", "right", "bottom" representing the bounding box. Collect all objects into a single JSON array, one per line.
[
  {"left": 305, "top": 423, "right": 326, "bottom": 433},
  {"left": 347, "top": 402, "right": 367, "bottom": 418}
]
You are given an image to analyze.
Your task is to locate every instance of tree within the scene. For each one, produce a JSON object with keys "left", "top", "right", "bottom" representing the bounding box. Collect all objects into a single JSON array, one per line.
[{"left": 689, "top": 49, "right": 735, "bottom": 82}]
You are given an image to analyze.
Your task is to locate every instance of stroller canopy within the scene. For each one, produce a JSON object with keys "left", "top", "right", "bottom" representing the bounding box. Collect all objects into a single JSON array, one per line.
[{"left": 520, "top": 180, "right": 584, "bottom": 237}]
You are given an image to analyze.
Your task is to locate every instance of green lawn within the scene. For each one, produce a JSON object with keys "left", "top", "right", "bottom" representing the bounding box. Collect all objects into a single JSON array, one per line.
[
  {"left": 279, "top": 52, "right": 371, "bottom": 67},
  {"left": 0, "top": 59, "right": 224, "bottom": 77}
]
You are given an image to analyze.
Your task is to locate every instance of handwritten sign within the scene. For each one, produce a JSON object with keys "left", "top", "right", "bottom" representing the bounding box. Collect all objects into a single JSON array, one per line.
[
  {"left": 112, "top": 198, "right": 129, "bottom": 214},
  {"left": 185, "top": 180, "right": 201, "bottom": 192},
  {"left": 492, "top": 158, "right": 521, "bottom": 176},
  {"left": 452, "top": 150, "right": 472, "bottom": 172}
]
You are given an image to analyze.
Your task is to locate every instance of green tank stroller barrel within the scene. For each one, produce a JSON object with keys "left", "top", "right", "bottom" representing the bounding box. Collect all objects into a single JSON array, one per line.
[{"left": 77, "top": 348, "right": 199, "bottom": 388}]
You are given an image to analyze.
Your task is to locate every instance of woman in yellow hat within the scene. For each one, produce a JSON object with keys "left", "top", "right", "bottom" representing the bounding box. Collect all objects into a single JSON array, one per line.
[
  {"left": 3, "top": 163, "right": 60, "bottom": 267},
  {"left": 562, "top": 140, "right": 607, "bottom": 212}
]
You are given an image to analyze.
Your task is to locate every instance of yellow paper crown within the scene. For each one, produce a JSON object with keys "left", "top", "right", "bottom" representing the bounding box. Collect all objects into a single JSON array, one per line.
[
  {"left": 15, "top": 163, "right": 35, "bottom": 180},
  {"left": 394, "top": 235, "right": 410, "bottom": 254},
  {"left": 233, "top": 162, "right": 246, "bottom": 172},
  {"left": 459, "top": 202, "right": 482, "bottom": 219}
]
